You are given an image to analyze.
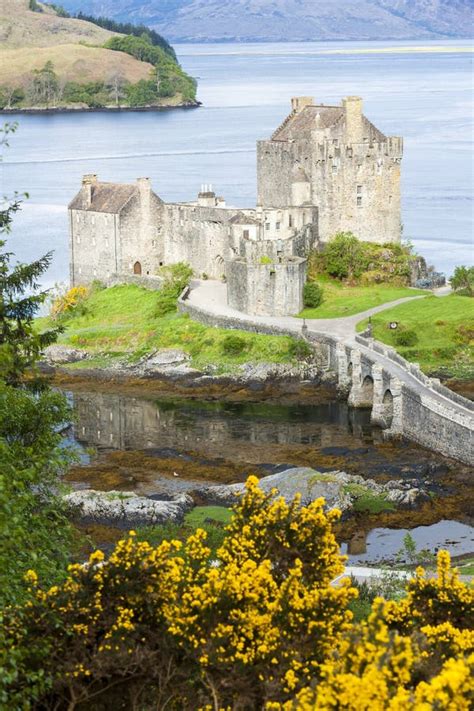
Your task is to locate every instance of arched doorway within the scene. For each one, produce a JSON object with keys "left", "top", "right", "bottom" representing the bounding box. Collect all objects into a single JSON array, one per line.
[{"left": 133, "top": 261, "right": 142, "bottom": 275}]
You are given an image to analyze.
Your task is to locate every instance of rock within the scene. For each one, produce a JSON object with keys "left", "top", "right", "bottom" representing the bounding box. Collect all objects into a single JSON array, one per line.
[
  {"left": 141, "top": 349, "right": 190, "bottom": 367},
  {"left": 195, "top": 467, "right": 430, "bottom": 513},
  {"left": 43, "top": 345, "right": 89, "bottom": 364},
  {"left": 63, "top": 489, "right": 193, "bottom": 528},
  {"left": 237, "top": 362, "right": 321, "bottom": 383}
]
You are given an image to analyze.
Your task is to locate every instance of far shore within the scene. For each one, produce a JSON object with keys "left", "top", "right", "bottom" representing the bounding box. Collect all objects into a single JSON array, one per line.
[{"left": 0, "top": 101, "right": 202, "bottom": 116}]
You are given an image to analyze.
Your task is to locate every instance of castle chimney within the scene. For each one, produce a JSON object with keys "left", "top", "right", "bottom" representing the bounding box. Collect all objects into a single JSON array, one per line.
[
  {"left": 198, "top": 185, "right": 217, "bottom": 207},
  {"left": 137, "top": 177, "right": 151, "bottom": 210},
  {"left": 291, "top": 96, "right": 314, "bottom": 113},
  {"left": 343, "top": 96, "right": 363, "bottom": 144},
  {"left": 82, "top": 174, "right": 97, "bottom": 207}
]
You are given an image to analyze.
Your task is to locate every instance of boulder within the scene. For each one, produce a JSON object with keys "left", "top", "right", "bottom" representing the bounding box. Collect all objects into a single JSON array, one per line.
[
  {"left": 63, "top": 489, "right": 193, "bottom": 528},
  {"left": 43, "top": 344, "right": 89, "bottom": 364},
  {"left": 195, "top": 467, "right": 430, "bottom": 513}
]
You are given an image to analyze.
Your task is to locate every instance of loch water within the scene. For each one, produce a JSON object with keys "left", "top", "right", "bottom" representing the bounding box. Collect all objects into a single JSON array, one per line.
[
  {"left": 2, "top": 40, "right": 473, "bottom": 288},
  {"left": 66, "top": 388, "right": 474, "bottom": 564}
]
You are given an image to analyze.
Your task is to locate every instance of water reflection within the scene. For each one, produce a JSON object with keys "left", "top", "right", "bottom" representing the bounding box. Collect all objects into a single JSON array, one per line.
[
  {"left": 342, "top": 520, "right": 474, "bottom": 564},
  {"left": 71, "top": 390, "right": 380, "bottom": 458}
]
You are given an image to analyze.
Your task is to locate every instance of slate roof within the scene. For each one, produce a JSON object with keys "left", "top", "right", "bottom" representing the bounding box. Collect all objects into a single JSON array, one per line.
[
  {"left": 272, "top": 105, "right": 386, "bottom": 143},
  {"left": 69, "top": 182, "right": 138, "bottom": 213}
]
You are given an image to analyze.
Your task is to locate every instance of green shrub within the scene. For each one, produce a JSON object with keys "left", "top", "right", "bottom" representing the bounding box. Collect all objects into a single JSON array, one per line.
[
  {"left": 303, "top": 281, "right": 324, "bottom": 308},
  {"left": 288, "top": 339, "right": 312, "bottom": 361},
  {"left": 322, "top": 232, "right": 367, "bottom": 281},
  {"left": 155, "top": 262, "right": 193, "bottom": 316},
  {"left": 260, "top": 256, "right": 273, "bottom": 265},
  {"left": 221, "top": 334, "right": 248, "bottom": 356},
  {"left": 394, "top": 329, "right": 418, "bottom": 347},
  {"left": 451, "top": 265, "right": 474, "bottom": 296}
]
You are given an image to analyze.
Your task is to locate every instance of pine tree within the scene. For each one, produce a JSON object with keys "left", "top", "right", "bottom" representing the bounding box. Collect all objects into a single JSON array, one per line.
[{"left": 0, "top": 124, "right": 60, "bottom": 386}]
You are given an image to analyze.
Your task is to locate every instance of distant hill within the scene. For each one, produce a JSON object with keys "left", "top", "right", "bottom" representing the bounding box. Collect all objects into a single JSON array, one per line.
[
  {"left": 0, "top": 0, "right": 197, "bottom": 111},
  {"left": 58, "top": 0, "right": 474, "bottom": 42}
]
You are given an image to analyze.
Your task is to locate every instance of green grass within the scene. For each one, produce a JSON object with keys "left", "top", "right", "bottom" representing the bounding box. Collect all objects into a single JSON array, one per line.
[
  {"left": 136, "top": 506, "right": 232, "bottom": 556},
  {"left": 356, "top": 294, "right": 474, "bottom": 378},
  {"left": 343, "top": 484, "right": 395, "bottom": 514},
  {"left": 40, "top": 285, "right": 304, "bottom": 372},
  {"left": 457, "top": 558, "right": 474, "bottom": 576},
  {"left": 184, "top": 506, "right": 232, "bottom": 528},
  {"left": 298, "top": 276, "right": 425, "bottom": 319}
]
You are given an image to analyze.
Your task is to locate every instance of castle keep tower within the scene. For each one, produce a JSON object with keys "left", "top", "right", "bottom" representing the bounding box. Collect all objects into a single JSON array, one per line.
[{"left": 257, "top": 96, "right": 403, "bottom": 244}]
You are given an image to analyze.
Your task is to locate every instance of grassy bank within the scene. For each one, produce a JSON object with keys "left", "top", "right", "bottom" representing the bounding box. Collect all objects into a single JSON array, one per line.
[
  {"left": 356, "top": 294, "right": 474, "bottom": 378},
  {"left": 41, "top": 284, "right": 304, "bottom": 372},
  {"left": 299, "top": 276, "right": 425, "bottom": 319}
]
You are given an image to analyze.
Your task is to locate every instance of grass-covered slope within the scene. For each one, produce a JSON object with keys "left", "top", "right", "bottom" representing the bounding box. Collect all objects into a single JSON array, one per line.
[
  {"left": 0, "top": 0, "right": 197, "bottom": 110},
  {"left": 299, "top": 276, "right": 425, "bottom": 319},
  {"left": 42, "top": 285, "right": 304, "bottom": 372},
  {"left": 357, "top": 294, "right": 474, "bottom": 378}
]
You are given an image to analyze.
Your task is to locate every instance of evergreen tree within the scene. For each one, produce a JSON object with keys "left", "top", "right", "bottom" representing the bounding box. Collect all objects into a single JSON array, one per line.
[{"left": 0, "top": 124, "right": 60, "bottom": 386}]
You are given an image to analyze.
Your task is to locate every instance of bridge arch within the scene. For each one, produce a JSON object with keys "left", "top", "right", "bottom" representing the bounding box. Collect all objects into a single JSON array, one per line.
[{"left": 360, "top": 375, "right": 374, "bottom": 403}]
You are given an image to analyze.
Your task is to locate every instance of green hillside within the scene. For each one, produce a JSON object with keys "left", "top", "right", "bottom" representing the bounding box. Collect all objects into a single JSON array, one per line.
[{"left": 0, "top": 0, "right": 197, "bottom": 110}]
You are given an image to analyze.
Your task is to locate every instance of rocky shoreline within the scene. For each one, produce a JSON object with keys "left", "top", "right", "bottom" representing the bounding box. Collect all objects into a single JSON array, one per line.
[
  {"left": 42, "top": 345, "right": 337, "bottom": 403},
  {"left": 0, "top": 102, "right": 201, "bottom": 115},
  {"left": 63, "top": 467, "right": 433, "bottom": 528}
]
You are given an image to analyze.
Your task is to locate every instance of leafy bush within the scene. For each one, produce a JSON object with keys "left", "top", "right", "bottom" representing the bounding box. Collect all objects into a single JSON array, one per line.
[
  {"left": 288, "top": 338, "right": 312, "bottom": 360},
  {"left": 221, "top": 334, "right": 247, "bottom": 356},
  {"left": 451, "top": 265, "right": 474, "bottom": 296},
  {"left": 260, "top": 255, "right": 273, "bottom": 265},
  {"left": 303, "top": 281, "right": 324, "bottom": 308},
  {"left": 394, "top": 329, "right": 418, "bottom": 347},
  {"left": 50, "top": 285, "right": 89, "bottom": 321},
  {"left": 322, "top": 232, "right": 367, "bottom": 281},
  {"left": 1, "top": 480, "right": 473, "bottom": 709},
  {"left": 155, "top": 262, "right": 193, "bottom": 316}
]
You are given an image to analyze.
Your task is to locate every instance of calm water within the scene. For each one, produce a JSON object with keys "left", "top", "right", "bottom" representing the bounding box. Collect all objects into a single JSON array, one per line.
[
  {"left": 2, "top": 40, "right": 473, "bottom": 289},
  {"left": 67, "top": 388, "right": 474, "bottom": 563}
]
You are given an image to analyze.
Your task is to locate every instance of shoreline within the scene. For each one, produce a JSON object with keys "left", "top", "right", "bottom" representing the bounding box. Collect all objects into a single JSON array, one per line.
[{"left": 0, "top": 102, "right": 202, "bottom": 116}]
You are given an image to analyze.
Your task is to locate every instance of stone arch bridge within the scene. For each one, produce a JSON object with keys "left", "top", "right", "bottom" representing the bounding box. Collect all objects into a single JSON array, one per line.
[{"left": 178, "top": 281, "right": 474, "bottom": 466}]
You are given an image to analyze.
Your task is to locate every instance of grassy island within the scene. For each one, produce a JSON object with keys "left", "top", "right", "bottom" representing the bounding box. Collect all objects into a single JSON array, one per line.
[{"left": 0, "top": 1, "right": 197, "bottom": 111}]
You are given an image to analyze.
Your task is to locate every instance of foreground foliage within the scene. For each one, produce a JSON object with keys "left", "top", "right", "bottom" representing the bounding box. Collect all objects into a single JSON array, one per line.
[
  {"left": 0, "top": 127, "right": 74, "bottom": 605},
  {"left": 2, "top": 478, "right": 473, "bottom": 709}
]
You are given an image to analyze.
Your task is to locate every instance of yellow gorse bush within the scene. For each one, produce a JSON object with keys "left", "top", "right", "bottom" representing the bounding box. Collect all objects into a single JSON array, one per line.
[
  {"left": 51, "top": 285, "right": 88, "bottom": 319},
  {"left": 1, "top": 477, "right": 473, "bottom": 710}
]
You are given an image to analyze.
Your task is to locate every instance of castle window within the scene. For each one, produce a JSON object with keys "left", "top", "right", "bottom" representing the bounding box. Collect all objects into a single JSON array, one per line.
[
  {"left": 333, "top": 139, "right": 338, "bottom": 146},
  {"left": 276, "top": 222, "right": 280, "bottom": 230},
  {"left": 389, "top": 195, "right": 393, "bottom": 204},
  {"left": 357, "top": 185, "right": 362, "bottom": 194},
  {"left": 265, "top": 223, "right": 270, "bottom": 231},
  {"left": 243, "top": 229, "right": 249, "bottom": 239},
  {"left": 289, "top": 215, "right": 293, "bottom": 227},
  {"left": 269, "top": 270, "right": 276, "bottom": 277},
  {"left": 332, "top": 163, "right": 337, "bottom": 173},
  {"left": 357, "top": 196, "right": 362, "bottom": 207}
]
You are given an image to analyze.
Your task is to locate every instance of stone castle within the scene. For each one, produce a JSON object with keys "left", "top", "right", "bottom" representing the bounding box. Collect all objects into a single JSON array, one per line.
[{"left": 69, "top": 95, "right": 403, "bottom": 316}]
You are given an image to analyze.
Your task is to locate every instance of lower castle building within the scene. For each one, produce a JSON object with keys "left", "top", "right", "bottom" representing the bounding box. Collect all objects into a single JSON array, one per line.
[{"left": 69, "top": 95, "right": 402, "bottom": 316}]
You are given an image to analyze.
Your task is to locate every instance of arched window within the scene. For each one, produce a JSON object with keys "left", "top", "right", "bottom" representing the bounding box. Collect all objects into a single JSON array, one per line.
[{"left": 133, "top": 261, "right": 142, "bottom": 275}]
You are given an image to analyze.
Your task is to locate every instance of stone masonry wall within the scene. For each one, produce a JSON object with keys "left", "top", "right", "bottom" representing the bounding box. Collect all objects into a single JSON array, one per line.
[{"left": 227, "top": 257, "right": 306, "bottom": 316}]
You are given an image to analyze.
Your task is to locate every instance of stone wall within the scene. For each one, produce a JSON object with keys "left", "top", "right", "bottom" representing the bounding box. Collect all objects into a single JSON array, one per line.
[
  {"left": 178, "top": 294, "right": 473, "bottom": 465},
  {"left": 226, "top": 256, "right": 307, "bottom": 316}
]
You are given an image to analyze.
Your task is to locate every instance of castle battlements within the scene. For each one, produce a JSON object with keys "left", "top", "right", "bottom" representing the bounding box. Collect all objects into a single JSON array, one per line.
[{"left": 69, "top": 94, "right": 402, "bottom": 316}]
